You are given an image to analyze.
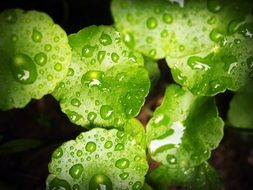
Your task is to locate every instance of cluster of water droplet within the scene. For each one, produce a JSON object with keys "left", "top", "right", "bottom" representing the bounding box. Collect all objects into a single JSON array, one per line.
[{"left": 47, "top": 128, "right": 148, "bottom": 190}]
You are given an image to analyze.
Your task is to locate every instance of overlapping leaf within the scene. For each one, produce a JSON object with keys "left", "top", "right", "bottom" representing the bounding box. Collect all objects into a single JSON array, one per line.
[
  {"left": 147, "top": 162, "right": 223, "bottom": 190},
  {"left": 228, "top": 81, "right": 253, "bottom": 129},
  {"left": 146, "top": 85, "right": 224, "bottom": 169},
  {"left": 0, "top": 9, "right": 71, "bottom": 110},
  {"left": 52, "top": 25, "right": 150, "bottom": 128},
  {"left": 47, "top": 128, "right": 148, "bottom": 190},
  {"left": 111, "top": 0, "right": 253, "bottom": 95}
]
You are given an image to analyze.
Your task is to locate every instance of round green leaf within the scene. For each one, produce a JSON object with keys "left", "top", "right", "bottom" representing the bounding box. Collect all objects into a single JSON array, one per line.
[
  {"left": 47, "top": 128, "right": 148, "bottom": 190},
  {"left": 52, "top": 25, "right": 150, "bottom": 128},
  {"left": 146, "top": 84, "right": 224, "bottom": 169},
  {"left": 111, "top": 0, "right": 253, "bottom": 95},
  {"left": 0, "top": 9, "right": 71, "bottom": 110},
  {"left": 228, "top": 81, "right": 253, "bottom": 129},
  {"left": 147, "top": 162, "right": 223, "bottom": 190}
]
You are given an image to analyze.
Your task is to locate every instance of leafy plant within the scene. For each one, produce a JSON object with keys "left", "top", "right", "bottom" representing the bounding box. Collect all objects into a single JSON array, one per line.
[{"left": 0, "top": 0, "right": 252, "bottom": 189}]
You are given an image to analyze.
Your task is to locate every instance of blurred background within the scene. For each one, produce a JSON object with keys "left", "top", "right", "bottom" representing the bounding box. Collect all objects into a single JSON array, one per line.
[{"left": 0, "top": 0, "right": 253, "bottom": 189}]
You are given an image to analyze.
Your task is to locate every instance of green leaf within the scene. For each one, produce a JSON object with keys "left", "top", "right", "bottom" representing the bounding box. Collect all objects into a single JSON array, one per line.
[
  {"left": 0, "top": 9, "right": 71, "bottom": 110},
  {"left": 52, "top": 25, "right": 150, "bottom": 128},
  {"left": 124, "top": 118, "right": 146, "bottom": 149},
  {"left": 144, "top": 57, "right": 160, "bottom": 91},
  {"left": 0, "top": 139, "right": 43, "bottom": 155},
  {"left": 147, "top": 162, "right": 223, "bottom": 190},
  {"left": 111, "top": 0, "right": 253, "bottom": 95},
  {"left": 228, "top": 81, "right": 253, "bottom": 129},
  {"left": 146, "top": 84, "right": 224, "bottom": 169},
  {"left": 47, "top": 128, "right": 148, "bottom": 190}
]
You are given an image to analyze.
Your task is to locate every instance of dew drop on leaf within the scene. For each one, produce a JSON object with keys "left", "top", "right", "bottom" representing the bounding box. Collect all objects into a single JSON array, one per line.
[
  {"left": 111, "top": 52, "right": 120, "bottom": 63},
  {"left": 100, "top": 105, "right": 114, "bottom": 120},
  {"left": 209, "top": 29, "right": 224, "bottom": 42},
  {"left": 69, "top": 164, "right": 84, "bottom": 179},
  {"left": 187, "top": 56, "right": 210, "bottom": 71},
  {"left": 82, "top": 45, "right": 95, "bottom": 58},
  {"left": 119, "top": 172, "right": 129, "bottom": 180},
  {"left": 97, "top": 51, "right": 106, "bottom": 63},
  {"left": 133, "top": 181, "right": 142, "bottom": 190},
  {"left": 85, "top": 141, "right": 97, "bottom": 153},
  {"left": 11, "top": 34, "right": 18, "bottom": 42},
  {"left": 89, "top": 174, "right": 113, "bottom": 190},
  {"left": 71, "top": 98, "right": 81, "bottom": 107},
  {"left": 52, "top": 148, "right": 63, "bottom": 159},
  {"left": 44, "top": 44, "right": 52, "bottom": 51},
  {"left": 3, "top": 10, "right": 17, "bottom": 23},
  {"left": 99, "top": 32, "right": 112, "bottom": 46},
  {"left": 49, "top": 177, "right": 71, "bottom": 190},
  {"left": 67, "top": 68, "right": 75, "bottom": 76},
  {"left": 116, "top": 131, "right": 125, "bottom": 139},
  {"left": 34, "top": 52, "right": 47, "bottom": 66},
  {"left": 104, "top": 141, "right": 113, "bottom": 149},
  {"left": 115, "top": 143, "right": 125, "bottom": 151},
  {"left": 207, "top": 0, "right": 223, "bottom": 13},
  {"left": 54, "top": 63, "right": 62, "bottom": 71},
  {"left": 166, "top": 154, "right": 177, "bottom": 164},
  {"left": 115, "top": 158, "right": 130, "bottom": 169},
  {"left": 32, "top": 28, "right": 42, "bottom": 42},
  {"left": 227, "top": 19, "right": 244, "bottom": 35},
  {"left": 81, "top": 70, "right": 104, "bottom": 88},
  {"left": 163, "top": 13, "right": 173, "bottom": 24},
  {"left": 123, "top": 32, "right": 135, "bottom": 48},
  {"left": 66, "top": 110, "right": 82, "bottom": 122},
  {"left": 11, "top": 53, "right": 37, "bottom": 84},
  {"left": 146, "top": 17, "right": 158, "bottom": 29},
  {"left": 73, "top": 184, "right": 80, "bottom": 190}
]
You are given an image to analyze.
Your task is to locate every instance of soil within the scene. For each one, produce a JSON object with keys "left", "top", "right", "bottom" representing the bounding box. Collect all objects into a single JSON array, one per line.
[{"left": 0, "top": 0, "right": 253, "bottom": 189}]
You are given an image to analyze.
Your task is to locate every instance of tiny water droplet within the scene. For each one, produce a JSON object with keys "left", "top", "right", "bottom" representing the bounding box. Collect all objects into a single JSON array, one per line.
[
  {"left": 11, "top": 53, "right": 37, "bottom": 84},
  {"left": 89, "top": 174, "right": 113, "bottom": 190},
  {"left": 207, "top": 0, "right": 223, "bottom": 13},
  {"left": 207, "top": 16, "right": 216, "bottom": 25},
  {"left": 146, "top": 17, "right": 158, "bottom": 29},
  {"left": 115, "top": 158, "right": 130, "bottom": 169},
  {"left": 111, "top": 52, "right": 119, "bottom": 63},
  {"left": 146, "top": 36, "right": 153, "bottom": 44},
  {"left": 54, "top": 63, "right": 62, "bottom": 71},
  {"left": 149, "top": 49, "right": 156, "bottom": 57},
  {"left": 104, "top": 141, "right": 113, "bottom": 149},
  {"left": 76, "top": 150, "right": 83, "bottom": 157},
  {"left": 163, "top": 13, "right": 173, "bottom": 24},
  {"left": 66, "top": 110, "right": 82, "bottom": 122},
  {"left": 97, "top": 51, "right": 106, "bottom": 64},
  {"left": 71, "top": 98, "right": 81, "bottom": 107},
  {"left": 11, "top": 34, "right": 18, "bottom": 42},
  {"left": 124, "top": 32, "right": 135, "bottom": 48},
  {"left": 52, "top": 148, "right": 63, "bottom": 159},
  {"left": 82, "top": 45, "right": 95, "bottom": 58},
  {"left": 115, "top": 143, "right": 124, "bottom": 151},
  {"left": 100, "top": 105, "right": 113, "bottom": 120},
  {"left": 133, "top": 181, "right": 142, "bottom": 190},
  {"left": 44, "top": 44, "right": 52, "bottom": 52},
  {"left": 99, "top": 32, "right": 112, "bottom": 46},
  {"left": 32, "top": 28, "right": 42, "bottom": 42},
  {"left": 166, "top": 154, "right": 177, "bottom": 164},
  {"left": 85, "top": 141, "right": 97, "bottom": 153},
  {"left": 116, "top": 131, "right": 125, "bottom": 138},
  {"left": 69, "top": 164, "right": 84, "bottom": 179},
  {"left": 67, "top": 68, "right": 75, "bottom": 76},
  {"left": 209, "top": 29, "right": 224, "bottom": 42},
  {"left": 34, "top": 52, "right": 47, "bottom": 66},
  {"left": 119, "top": 172, "right": 129, "bottom": 180},
  {"left": 87, "top": 112, "right": 97, "bottom": 123},
  {"left": 4, "top": 10, "right": 17, "bottom": 23},
  {"left": 161, "top": 29, "right": 168, "bottom": 37}
]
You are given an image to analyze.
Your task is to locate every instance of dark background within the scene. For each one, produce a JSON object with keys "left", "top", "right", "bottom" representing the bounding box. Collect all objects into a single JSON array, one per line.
[{"left": 0, "top": 0, "right": 253, "bottom": 189}]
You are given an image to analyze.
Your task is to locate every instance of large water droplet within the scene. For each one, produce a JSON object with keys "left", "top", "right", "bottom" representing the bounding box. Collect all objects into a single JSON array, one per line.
[
  {"left": 123, "top": 32, "right": 135, "bottom": 48},
  {"left": 115, "top": 158, "right": 130, "bottom": 169},
  {"left": 85, "top": 141, "right": 97, "bottom": 153},
  {"left": 11, "top": 53, "right": 37, "bottom": 84},
  {"left": 52, "top": 147, "right": 63, "bottom": 159},
  {"left": 187, "top": 56, "right": 211, "bottom": 71},
  {"left": 207, "top": 0, "right": 223, "bottom": 13},
  {"left": 163, "top": 13, "right": 173, "bottom": 24},
  {"left": 99, "top": 32, "right": 112, "bottom": 46},
  {"left": 81, "top": 70, "right": 104, "bottom": 88},
  {"left": 209, "top": 29, "right": 224, "bottom": 42},
  {"left": 100, "top": 105, "right": 113, "bottom": 120},
  {"left": 32, "top": 28, "right": 42, "bottom": 42},
  {"left": 146, "top": 17, "right": 158, "bottom": 29},
  {"left": 89, "top": 174, "right": 113, "bottom": 190},
  {"left": 34, "top": 52, "right": 47, "bottom": 66},
  {"left": 66, "top": 110, "right": 82, "bottom": 122},
  {"left": 49, "top": 177, "right": 71, "bottom": 190},
  {"left": 4, "top": 10, "right": 17, "bottom": 23},
  {"left": 82, "top": 45, "right": 95, "bottom": 58},
  {"left": 69, "top": 164, "right": 84, "bottom": 179}
]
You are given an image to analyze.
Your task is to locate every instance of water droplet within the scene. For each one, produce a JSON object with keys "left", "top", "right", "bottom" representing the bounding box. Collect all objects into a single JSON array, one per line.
[
  {"left": 207, "top": 16, "right": 216, "bottom": 25},
  {"left": 47, "top": 74, "right": 53, "bottom": 81},
  {"left": 81, "top": 70, "right": 104, "bottom": 87},
  {"left": 11, "top": 53, "right": 37, "bottom": 84},
  {"left": 116, "top": 131, "right": 125, "bottom": 138},
  {"left": 32, "top": 28, "right": 42, "bottom": 42},
  {"left": 179, "top": 45, "right": 185, "bottom": 51},
  {"left": 99, "top": 32, "right": 112, "bottom": 46},
  {"left": 11, "top": 34, "right": 18, "bottom": 42},
  {"left": 54, "top": 36, "right": 60, "bottom": 42},
  {"left": 115, "top": 158, "right": 130, "bottom": 169},
  {"left": 77, "top": 150, "right": 83, "bottom": 157},
  {"left": 82, "top": 45, "right": 95, "bottom": 58},
  {"left": 69, "top": 164, "right": 84, "bottom": 179},
  {"left": 163, "top": 13, "right": 173, "bottom": 24},
  {"left": 44, "top": 44, "right": 52, "bottom": 52},
  {"left": 146, "top": 17, "right": 158, "bottom": 29},
  {"left": 66, "top": 110, "right": 82, "bottom": 122},
  {"left": 209, "top": 29, "right": 224, "bottom": 42},
  {"left": 115, "top": 143, "right": 124, "bottom": 151},
  {"left": 52, "top": 148, "right": 63, "bottom": 159},
  {"left": 149, "top": 49, "right": 156, "bottom": 57},
  {"left": 104, "top": 141, "right": 113, "bottom": 149},
  {"left": 4, "top": 10, "right": 17, "bottom": 23},
  {"left": 34, "top": 52, "right": 47, "bottom": 66},
  {"left": 73, "top": 184, "right": 80, "bottom": 190},
  {"left": 146, "top": 36, "right": 153, "bottom": 44},
  {"left": 123, "top": 32, "right": 135, "bottom": 48},
  {"left": 111, "top": 52, "right": 119, "bottom": 63},
  {"left": 161, "top": 29, "right": 168, "bottom": 37},
  {"left": 133, "top": 181, "right": 142, "bottom": 190},
  {"left": 166, "top": 154, "right": 177, "bottom": 164},
  {"left": 100, "top": 105, "right": 113, "bottom": 120},
  {"left": 209, "top": 80, "right": 224, "bottom": 91},
  {"left": 85, "top": 141, "right": 97, "bottom": 153},
  {"left": 97, "top": 51, "right": 106, "bottom": 64},
  {"left": 119, "top": 172, "right": 129, "bottom": 180},
  {"left": 207, "top": 0, "right": 223, "bottom": 13},
  {"left": 187, "top": 56, "right": 210, "bottom": 71},
  {"left": 227, "top": 19, "right": 244, "bottom": 35},
  {"left": 87, "top": 112, "right": 97, "bottom": 123},
  {"left": 71, "top": 98, "right": 81, "bottom": 107},
  {"left": 54, "top": 63, "right": 62, "bottom": 71},
  {"left": 247, "top": 57, "right": 253, "bottom": 69},
  {"left": 134, "top": 156, "right": 141, "bottom": 161},
  {"left": 89, "top": 174, "right": 113, "bottom": 190},
  {"left": 49, "top": 177, "right": 71, "bottom": 190},
  {"left": 238, "top": 23, "right": 253, "bottom": 38},
  {"left": 127, "top": 13, "right": 133, "bottom": 22},
  {"left": 67, "top": 68, "right": 75, "bottom": 76}
]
